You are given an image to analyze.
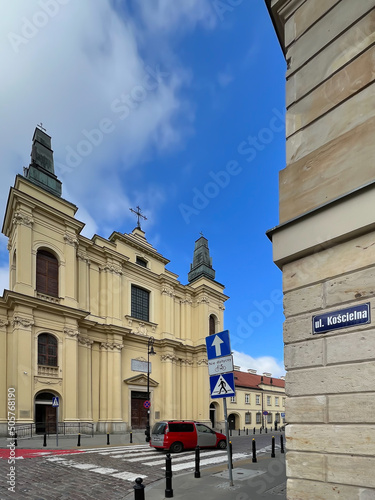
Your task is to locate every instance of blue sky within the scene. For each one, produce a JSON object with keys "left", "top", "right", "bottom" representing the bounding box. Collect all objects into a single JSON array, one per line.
[{"left": 0, "top": 0, "right": 286, "bottom": 376}]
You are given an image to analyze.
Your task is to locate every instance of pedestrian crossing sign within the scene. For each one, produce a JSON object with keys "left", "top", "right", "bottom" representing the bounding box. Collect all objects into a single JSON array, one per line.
[
  {"left": 209, "top": 372, "right": 235, "bottom": 399},
  {"left": 52, "top": 396, "right": 59, "bottom": 407}
]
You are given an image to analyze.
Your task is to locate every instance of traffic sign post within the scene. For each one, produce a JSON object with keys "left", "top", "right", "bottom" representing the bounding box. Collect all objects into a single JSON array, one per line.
[
  {"left": 205, "top": 330, "right": 235, "bottom": 487},
  {"left": 52, "top": 397, "right": 59, "bottom": 447}
]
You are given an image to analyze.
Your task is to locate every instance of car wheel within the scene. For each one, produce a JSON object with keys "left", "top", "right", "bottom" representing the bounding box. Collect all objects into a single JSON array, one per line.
[
  {"left": 217, "top": 440, "right": 227, "bottom": 450},
  {"left": 170, "top": 442, "right": 183, "bottom": 453}
]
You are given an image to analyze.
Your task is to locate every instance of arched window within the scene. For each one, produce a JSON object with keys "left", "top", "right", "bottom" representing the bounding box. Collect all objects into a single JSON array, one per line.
[
  {"left": 209, "top": 315, "right": 216, "bottom": 336},
  {"left": 131, "top": 285, "right": 150, "bottom": 322},
  {"left": 36, "top": 250, "right": 58, "bottom": 297},
  {"left": 38, "top": 333, "right": 58, "bottom": 366}
]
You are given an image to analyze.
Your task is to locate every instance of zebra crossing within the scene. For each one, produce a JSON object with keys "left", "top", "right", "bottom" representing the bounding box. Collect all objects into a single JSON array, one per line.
[{"left": 44, "top": 444, "right": 249, "bottom": 482}]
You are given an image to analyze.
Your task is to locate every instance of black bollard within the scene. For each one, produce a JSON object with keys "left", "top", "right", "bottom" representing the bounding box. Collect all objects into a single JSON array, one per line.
[
  {"left": 194, "top": 446, "right": 200, "bottom": 478},
  {"left": 133, "top": 477, "right": 145, "bottom": 500},
  {"left": 165, "top": 453, "right": 173, "bottom": 498},
  {"left": 230, "top": 428, "right": 232, "bottom": 437},
  {"left": 107, "top": 433, "right": 110, "bottom": 445},
  {"left": 14, "top": 432, "right": 17, "bottom": 447},
  {"left": 271, "top": 436, "right": 275, "bottom": 458},
  {"left": 253, "top": 427, "right": 255, "bottom": 435},
  {"left": 43, "top": 433, "right": 47, "bottom": 447},
  {"left": 280, "top": 434, "right": 284, "bottom": 454},
  {"left": 238, "top": 429, "right": 240, "bottom": 436},
  {"left": 229, "top": 441, "right": 233, "bottom": 469},
  {"left": 130, "top": 431, "right": 133, "bottom": 443},
  {"left": 77, "top": 433, "right": 81, "bottom": 447},
  {"left": 275, "top": 422, "right": 278, "bottom": 431},
  {"left": 246, "top": 428, "right": 248, "bottom": 436},
  {"left": 265, "top": 427, "right": 268, "bottom": 433},
  {"left": 252, "top": 438, "right": 257, "bottom": 463},
  {"left": 260, "top": 427, "right": 262, "bottom": 434}
]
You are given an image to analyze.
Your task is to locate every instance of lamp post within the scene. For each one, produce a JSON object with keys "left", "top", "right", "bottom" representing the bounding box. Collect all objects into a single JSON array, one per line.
[{"left": 145, "top": 336, "right": 155, "bottom": 442}]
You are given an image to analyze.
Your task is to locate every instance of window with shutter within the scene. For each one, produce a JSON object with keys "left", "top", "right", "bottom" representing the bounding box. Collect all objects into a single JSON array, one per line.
[
  {"left": 36, "top": 250, "right": 58, "bottom": 297},
  {"left": 38, "top": 333, "right": 58, "bottom": 366}
]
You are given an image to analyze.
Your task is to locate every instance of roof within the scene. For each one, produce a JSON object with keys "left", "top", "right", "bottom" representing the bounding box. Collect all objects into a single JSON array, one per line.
[{"left": 233, "top": 370, "right": 285, "bottom": 390}]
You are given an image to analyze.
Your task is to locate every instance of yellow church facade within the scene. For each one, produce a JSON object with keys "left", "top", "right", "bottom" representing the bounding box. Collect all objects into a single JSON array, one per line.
[{"left": 0, "top": 127, "right": 228, "bottom": 436}]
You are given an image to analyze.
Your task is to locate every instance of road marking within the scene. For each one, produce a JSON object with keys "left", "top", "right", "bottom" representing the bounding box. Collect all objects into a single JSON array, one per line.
[
  {"left": 143, "top": 450, "right": 226, "bottom": 466},
  {"left": 162, "top": 452, "right": 248, "bottom": 472}
]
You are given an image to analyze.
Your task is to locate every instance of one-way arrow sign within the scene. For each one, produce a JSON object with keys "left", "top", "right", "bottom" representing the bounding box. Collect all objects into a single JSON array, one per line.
[{"left": 205, "top": 330, "right": 231, "bottom": 360}]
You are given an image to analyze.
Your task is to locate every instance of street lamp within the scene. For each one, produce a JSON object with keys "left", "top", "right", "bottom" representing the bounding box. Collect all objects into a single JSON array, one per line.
[{"left": 145, "top": 336, "right": 156, "bottom": 442}]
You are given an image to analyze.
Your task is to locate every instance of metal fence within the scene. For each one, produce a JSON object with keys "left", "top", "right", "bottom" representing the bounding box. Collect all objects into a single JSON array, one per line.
[{"left": 15, "top": 422, "right": 94, "bottom": 439}]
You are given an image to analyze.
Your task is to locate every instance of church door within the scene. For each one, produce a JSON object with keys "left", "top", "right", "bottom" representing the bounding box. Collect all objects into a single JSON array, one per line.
[{"left": 131, "top": 391, "right": 148, "bottom": 429}]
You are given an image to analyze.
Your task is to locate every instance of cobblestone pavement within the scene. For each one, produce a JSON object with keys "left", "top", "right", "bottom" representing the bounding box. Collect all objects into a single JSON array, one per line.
[
  {"left": 0, "top": 433, "right": 285, "bottom": 499},
  {"left": 0, "top": 444, "right": 247, "bottom": 500}
]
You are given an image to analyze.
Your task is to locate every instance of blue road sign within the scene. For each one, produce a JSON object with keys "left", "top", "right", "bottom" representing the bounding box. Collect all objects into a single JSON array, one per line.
[
  {"left": 210, "top": 372, "right": 236, "bottom": 399},
  {"left": 281, "top": 413, "right": 285, "bottom": 418},
  {"left": 312, "top": 302, "right": 370, "bottom": 334},
  {"left": 205, "top": 330, "right": 231, "bottom": 360},
  {"left": 52, "top": 396, "right": 59, "bottom": 408}
]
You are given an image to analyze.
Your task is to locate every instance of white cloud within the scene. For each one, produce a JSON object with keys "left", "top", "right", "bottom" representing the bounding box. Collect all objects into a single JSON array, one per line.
[
  {"left": 232, "top": 350, "right": 285, "bottom": 378},
  {"left": 217, "top": 70, "right": 234, "bottom": 88},
  {"left": 0, "top": 0, "right": 214, "bottom": 241},
  {"left": 134, "top": 0, "right": 216, "bottom": 33}
]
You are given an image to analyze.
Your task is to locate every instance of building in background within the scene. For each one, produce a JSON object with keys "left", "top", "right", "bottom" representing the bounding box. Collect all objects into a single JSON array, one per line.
[
  {"left": 266, "top": 0, "right": 375, "bottom": 497},
  {"left": 0, "top": 126, "right": 228, "bottom": 436},
  {"left": 211, "top": 368, "right": 285, "bottom": 431}
]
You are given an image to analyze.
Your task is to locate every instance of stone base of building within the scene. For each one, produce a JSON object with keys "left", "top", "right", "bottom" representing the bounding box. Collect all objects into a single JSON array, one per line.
[{"left": 96, "top": 421, "right": 129, "bottom": 434}]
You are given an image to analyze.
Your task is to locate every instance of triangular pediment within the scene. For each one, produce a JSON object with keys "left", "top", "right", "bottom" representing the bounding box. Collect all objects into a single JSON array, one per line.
[{"left": 124, "top": 374, "right": 158, "bottom": 387}]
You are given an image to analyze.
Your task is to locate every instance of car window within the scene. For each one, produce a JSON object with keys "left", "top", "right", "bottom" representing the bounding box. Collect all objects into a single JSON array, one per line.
[
  {"left": 168, "top": 423, "right": 194, "bottom": 432},
  {"left": 196, "top": 424, "right": 214, "bottom": 434},
  {"left": 152, "top": 422, "right": 167, "bottom": 434}
]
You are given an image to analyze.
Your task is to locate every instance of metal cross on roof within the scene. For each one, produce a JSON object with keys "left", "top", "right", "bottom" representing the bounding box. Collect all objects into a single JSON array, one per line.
[
  {"left": 130, "top": 205, "right": 147, "bottom": 229},
  {"left": 37, "top": 122, "right": 46, "bottom": 132}
]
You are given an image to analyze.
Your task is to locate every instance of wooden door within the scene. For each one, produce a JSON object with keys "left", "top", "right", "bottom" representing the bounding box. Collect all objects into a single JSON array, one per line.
[{"left": 131, "top": 393, "right": 148, "bottom": 429}]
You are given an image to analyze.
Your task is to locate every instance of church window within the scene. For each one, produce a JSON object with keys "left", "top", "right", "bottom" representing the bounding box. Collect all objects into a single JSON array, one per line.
[
  {"left": 209, "top": 315, "right": 216, "bottom": 335},
  {"left": 38, "top": 333, "right": 58, "bottom": 366},
  {"left": 36, "top": 250, "right": 58, "bottom": 297},
  {"left": 136, "top": 257, "right": 148, "bottom": 268},
  {"left": 131, "top": 285, "right": 150, "bottom": 322}
]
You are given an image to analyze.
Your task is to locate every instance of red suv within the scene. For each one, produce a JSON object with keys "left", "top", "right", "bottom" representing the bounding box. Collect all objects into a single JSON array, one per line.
[{"left": 150, "top": 420, "right": 227, "bottom": 453}]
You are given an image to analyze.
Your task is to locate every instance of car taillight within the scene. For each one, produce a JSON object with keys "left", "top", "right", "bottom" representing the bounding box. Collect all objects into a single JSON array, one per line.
[{"left": 165, "top": 426, "right": 169, "bottom": 434}]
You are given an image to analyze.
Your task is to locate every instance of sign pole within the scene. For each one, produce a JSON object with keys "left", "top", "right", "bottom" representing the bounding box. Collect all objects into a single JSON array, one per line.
[
  {"left": 56, "top": 405, "right": 58, "bottom": 448},
  {"left": 223, "top": 398, "right": 233, "bottom": 487}
]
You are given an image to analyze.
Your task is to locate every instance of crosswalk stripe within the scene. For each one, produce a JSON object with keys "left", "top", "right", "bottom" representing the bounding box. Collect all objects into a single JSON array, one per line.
[
  {"left": 45, "top": 456, "right": 148, "bottom": 482},
  {"left": 142, "top": 450, "right": 226, "bottom": 466},
  {"left": 162, "top": 452, "right": 248, "bottom": 472},
  {"left": 111, "top": 471, "right": 147, "bottom": 481}
]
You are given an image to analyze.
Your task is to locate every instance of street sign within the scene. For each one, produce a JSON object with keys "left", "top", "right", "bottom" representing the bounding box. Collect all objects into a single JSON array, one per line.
[
  {"left": 52, "top": 396, "right": 59, "bottom": 408},
  {"left": 262, "top": 411, "right": 268, "bottom": 415},
  {"left": 312, "top": 302, "right": 370, "bottom": 334},
  {"left": 205, "top": 330, "right": 231, "bottom": 360},
  {"left": 281, "top": 412, "right": 285, "bottom": 418},
  {"left": 208, "top": 355, "right": 234, "bottom": 376},
  {"left": 143, "top": 400, "right": 151, "bottom": 409},
  {"left": 209, "top": 372, "right": 236, "bottom": 399}
]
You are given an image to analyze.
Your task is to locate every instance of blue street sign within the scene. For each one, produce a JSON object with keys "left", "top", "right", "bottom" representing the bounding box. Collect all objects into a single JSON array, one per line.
[
  {"left": 281, "top": 413, "right": 285, "bottom": 418},
  {"left": 210, "top": 372, "right": 236, "bottom": 399},
  {"left": 312, "top": 302, "right": 370, "bottom": 334},
  {"left": 52, "top": 396, "right": 59, "bottom": 408},
  {"left": 205, "top": 330, "right": 231, "bottom": 360}
]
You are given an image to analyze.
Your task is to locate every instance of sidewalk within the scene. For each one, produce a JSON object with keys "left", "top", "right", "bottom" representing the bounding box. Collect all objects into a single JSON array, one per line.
[
  {"left": 124, "top": 454, "right": 286, "bottom": 500},
  {"left": 0, "top": 431, "right": 146, "bottom": 449}
]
